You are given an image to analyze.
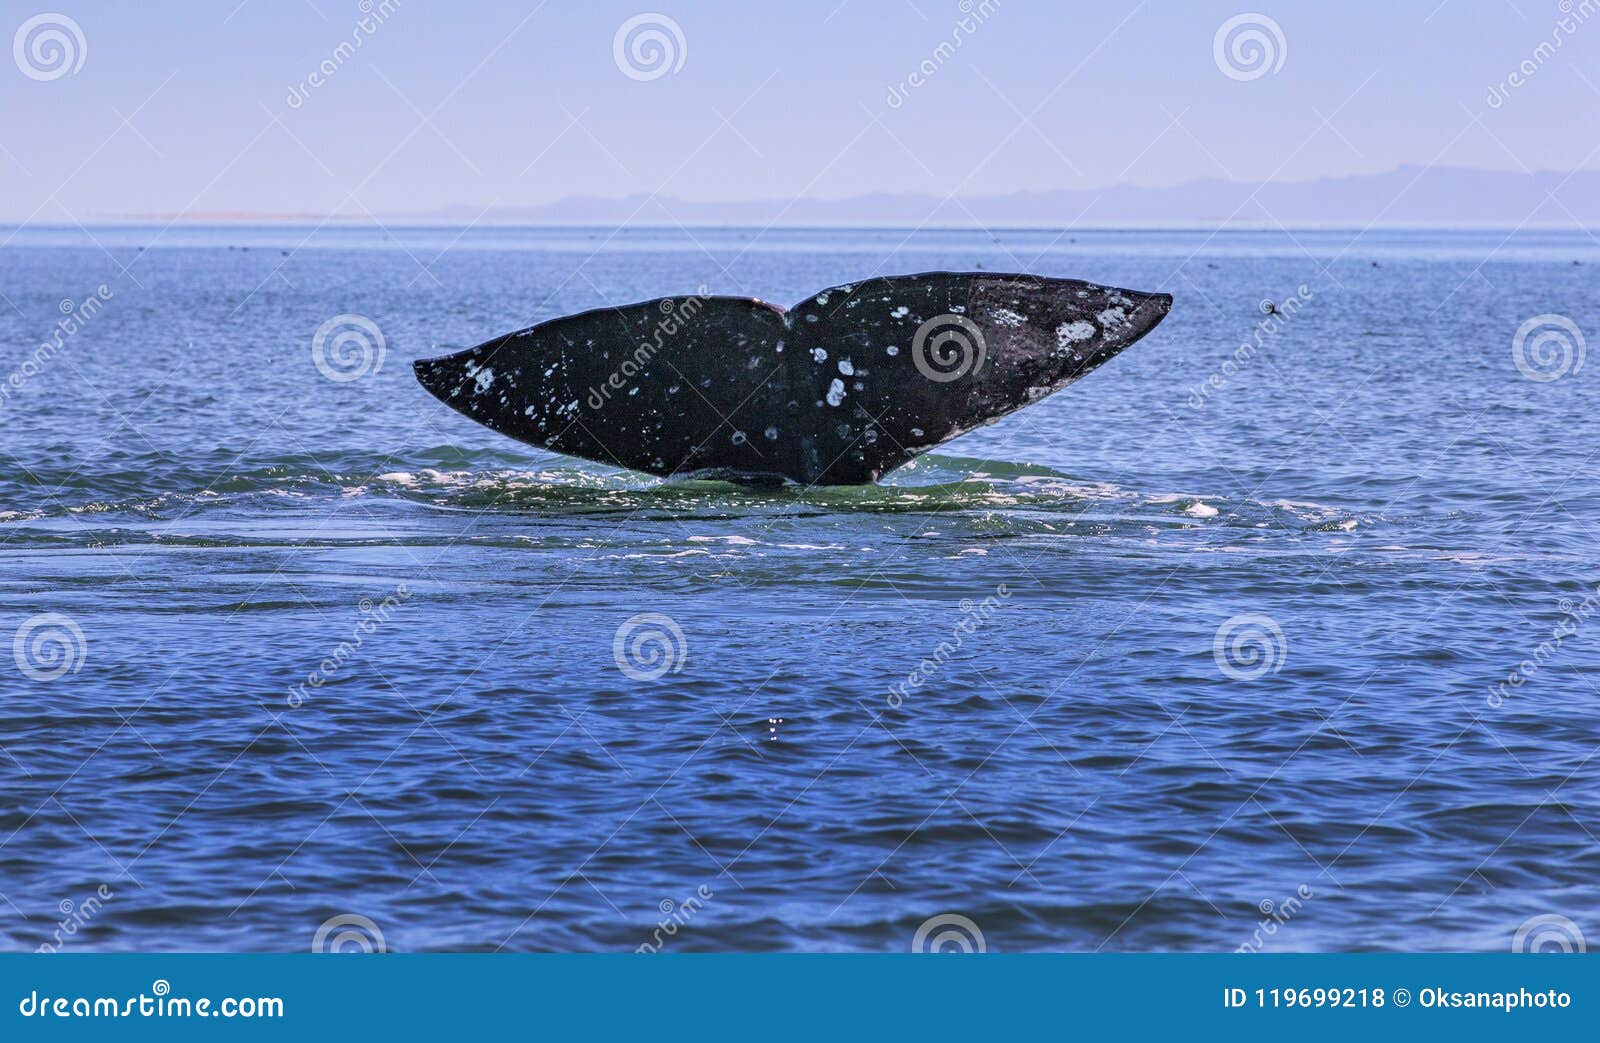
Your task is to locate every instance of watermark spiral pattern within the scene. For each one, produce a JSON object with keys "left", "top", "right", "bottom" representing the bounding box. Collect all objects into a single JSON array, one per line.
[
  {"left": 1512, "top": 913, "right": 1586, "bottom": 953},
  {"left": 311, "top": 314, "right": 386, "bottom": 383},
  {"left": 1212, "top": 613, "right": 1287, "bottom": 681},
  {"left": 612, "top": 612, "right": 688, "bottom": 681},
  {"left": 612, "top": 13, "right": 686, "bottom": 81},
  {"left": 312, "top": 913, "right": 387, "bottom": 953},
  {"left": 912, "top": 913, "right": 986, "bottom": 953},
  {"left": 13, "top": 612, "right": 87, "bottom": 681},
  {"left": 911, "top": 314, "right": 987, "bottom": 382},
  {"left": 1511, "top": 314, "right": 1585, "bottom": 382},
  {"left": 13, "top": 13, "right": 86, "bottom": 81},
  {"left": 1212, "top": 13, "right": 1286, "bottom": 81}
]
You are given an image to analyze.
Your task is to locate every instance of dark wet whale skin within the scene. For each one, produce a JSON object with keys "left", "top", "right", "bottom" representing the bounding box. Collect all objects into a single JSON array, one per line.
[{"left": 414, "top": 272, "right": 1173, "bottom": 485}]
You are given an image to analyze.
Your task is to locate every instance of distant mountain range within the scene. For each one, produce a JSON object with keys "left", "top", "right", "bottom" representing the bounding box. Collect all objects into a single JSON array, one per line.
[
  {"left": 380, "top": 164, "right": 1593, "bottom": 228},
  {"left": 394, "top": 166, "right": 1600, "bottom": 228},
  {"left": 117, "top": 166, "right": 1600, "bottom": 227}
]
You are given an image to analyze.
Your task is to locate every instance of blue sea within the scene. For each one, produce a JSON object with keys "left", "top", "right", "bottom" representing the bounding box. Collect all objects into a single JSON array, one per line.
[{"left": 1, "top": 224, "right": 1597, "bottom": 953}]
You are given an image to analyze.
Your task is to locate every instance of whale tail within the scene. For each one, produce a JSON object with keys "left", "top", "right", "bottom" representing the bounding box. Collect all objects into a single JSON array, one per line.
[{"left": 413, "top": 272, "right": 1171, "bottom": 485}]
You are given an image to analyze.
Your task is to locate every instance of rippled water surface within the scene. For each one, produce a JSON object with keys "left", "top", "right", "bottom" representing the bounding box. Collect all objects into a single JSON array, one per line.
[{"left": 2, "top": 226, "right": 1597, "bottom": 952}]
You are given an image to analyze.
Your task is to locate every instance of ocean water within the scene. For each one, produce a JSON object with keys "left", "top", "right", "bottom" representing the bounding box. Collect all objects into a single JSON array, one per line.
[{"left": 1, "top": 225, "right": 1597, "bottom": 953}]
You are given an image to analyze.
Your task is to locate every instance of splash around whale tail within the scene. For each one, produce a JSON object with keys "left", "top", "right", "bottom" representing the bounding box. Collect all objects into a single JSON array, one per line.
[{"left": 413, "top": 272, "right": 1172, "bottom": 485}]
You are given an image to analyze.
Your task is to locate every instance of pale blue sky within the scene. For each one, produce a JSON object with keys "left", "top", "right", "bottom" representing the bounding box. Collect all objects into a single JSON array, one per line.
[{"left": 3, "top": 0, "right": 1598, "bottom": 220}]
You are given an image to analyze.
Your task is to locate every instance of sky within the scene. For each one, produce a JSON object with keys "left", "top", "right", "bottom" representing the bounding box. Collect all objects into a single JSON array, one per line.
[{"left": 2, "top": 0, "right": 1599, "bottom": 220}]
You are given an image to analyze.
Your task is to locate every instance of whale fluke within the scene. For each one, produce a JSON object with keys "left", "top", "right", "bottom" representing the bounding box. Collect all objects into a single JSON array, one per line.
[{"left": 413, "top": 272, "right": 1171, "bottom": 485}]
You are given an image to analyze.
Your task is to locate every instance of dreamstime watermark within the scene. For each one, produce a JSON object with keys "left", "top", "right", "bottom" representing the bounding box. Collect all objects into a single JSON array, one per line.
[
  {"left": 312, "top": 913, "right": 387, "bottom": 953},
  {"left": 13, "top": 12, "right": 85, "bottom": 81},
  {"left": 634, "top": 885, "right": 714, "bottom": 953},
  {"left": 587, "top": 290, "right": 708, "bottom": 411},
  {"left": 1511, "top": 313, "right": 1585, "bottom": 382},
  {"left": 286, "top": 584, "right": 411, "bottom": 707},
  {"left": 911, "top": 313, "right": 987, "bottom": 383},
  {"left": 885, "top": 0, "right": 1002, "bottom": 109},
  {"left": 285, "top": 0, "right": 402, "bottom": 109},
  {"left": 1486, "top": 0, "right": 1596, "bottom": 109},
  {"left": 612, "top": 13, "right": 686, "bottom": 81},
  {"left": 311, "top": 313, "right": 386, "bottom": 382},
  {"left": 912, "top": 913, "right": 986, "bottom": 953},
  {"left": 1186, "top": 285, "right": 1312, "bottom": 409},
  {"left": 35, "top": 884, "right": 114, "bottom": 953},
  {"left": 612, "top": 612, "right": 688, "bottom": 681},
  {"left": 1487, "top": 583, "right": 1598, "bottom": 709},
  {"left": 1235, "top": 884, "right": 1313, "bottom": 953},
  {"left": 1512, "top": 913, "right": 1585, "bottom": 952},
  {"left": 2, "top": 285, "right": 114, "bottom": 409},
  {"left": 13, "top": 612, "right": 87, "bottom": 681},
  {"left": 1212, "top": 613, "right": 1287, "bottom": 681},
  {"left": 1212, "top": 13, "right": 1286, "bottom": 81},
  {"left": 16, "top": 980, "right": 285, "bottom": 1019},
  {"left": 888, "top": 584, "right": 1010, "bottom": 707}
]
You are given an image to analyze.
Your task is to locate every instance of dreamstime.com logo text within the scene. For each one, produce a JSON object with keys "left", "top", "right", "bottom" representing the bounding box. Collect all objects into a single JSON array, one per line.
[
  {"left": 1486, "top": 0, "right": 1596, "bottom": 109},
  {"left": 13, "top": 13, "right": 86, "bottom": 81},
  {"left": 2, "top": 285, "right": 115, "bottom": 409},
  {"left": 888, "top": 584, "right": 1010, "bottom": 707},
  {"left": 35, "top": 884, "right": 113, "bottom": 953},
  {"left": 287, "top": 584, "right": 412, "bottom": 707},
  {"left": 587, "top": 290, "right": 708, "bottom": 411},
  {"left": 285, "top": 0, "right": 402, "bottom": 109},
  {"left": 1187, "top": 285, "right": 1312, "bottom": 409},
  {"left": 613, "top": 13, "right": 686, "bottom": 81},
  {"left": 1487, "top": 583, "right": 1598, "bottom": 709},
  {"left": 17, "top": 980, "right": 284, "bottom": 1019},
  {"left": 885, "top": 0, "right": 1002, "bottom": 109},
  {"left": 1236, "top": 884, "right": 1314, "bottom": 953},
  {"left": 635, "top": 885, "right": 713, "bottom": 953}
]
